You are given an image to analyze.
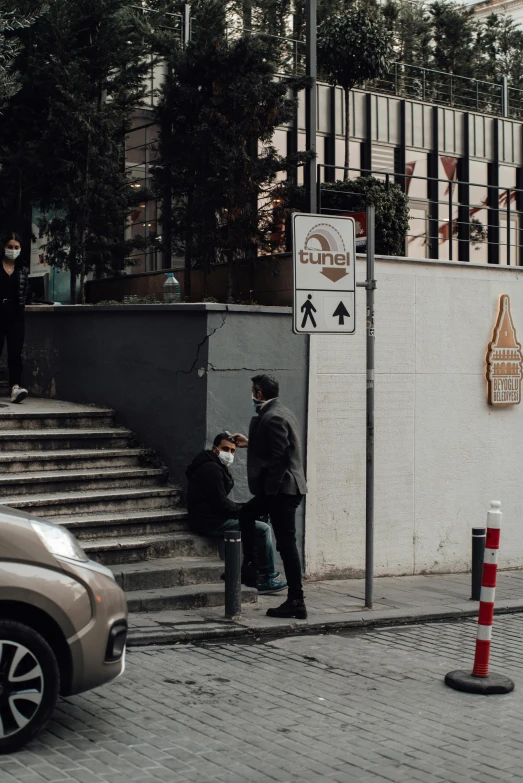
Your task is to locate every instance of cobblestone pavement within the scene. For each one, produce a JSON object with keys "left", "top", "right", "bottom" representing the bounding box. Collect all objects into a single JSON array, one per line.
[{"left": 4, "top": 614, "right": 523, "bottom": 783}]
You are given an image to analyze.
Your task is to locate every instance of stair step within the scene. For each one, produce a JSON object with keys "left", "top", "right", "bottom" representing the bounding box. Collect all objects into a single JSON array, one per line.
[
  {"left": 111, "top": 556, "right": 224, "bottom": 590},
  {"left": 0, "top": 467, "right": 166, "bottom": 496},
  {"left": 0, "top": 428, "right": 133, "bottom": 451},
  {"left": 82, "top": 532, "right": 219, "bottom": 565},
  {"left": 126, "top": 583, "right": 258, "bottom": 612},
  {"left": 0, "top": 486, "right": 180, "bottom": 517},
  {"left": 53, "top": 508, "right": 189, "bottom": 539},
  {"left": 0, "top": 449, "right": 145, "bottom": 472},
  {"left": 0, "top": 409, "right": 115, "bottom": 430}
]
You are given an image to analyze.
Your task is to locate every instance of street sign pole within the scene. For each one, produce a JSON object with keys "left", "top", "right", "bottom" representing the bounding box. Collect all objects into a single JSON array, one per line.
[
  {"left": 305, "top": 0, "right": 317, "bottom": 214},
  {"left": 357, "top": 205, "right": 376, "bottom": 609}
]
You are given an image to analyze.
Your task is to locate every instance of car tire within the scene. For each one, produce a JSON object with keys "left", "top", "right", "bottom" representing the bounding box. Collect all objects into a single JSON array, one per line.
[{"left": 0, "top": 620, "right": 60, "bottom": 754}]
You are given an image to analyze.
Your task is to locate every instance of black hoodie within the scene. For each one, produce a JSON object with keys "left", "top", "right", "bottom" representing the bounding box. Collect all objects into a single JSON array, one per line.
[{"left": 185, "top": 450, "right": 242, "bottom": 534}]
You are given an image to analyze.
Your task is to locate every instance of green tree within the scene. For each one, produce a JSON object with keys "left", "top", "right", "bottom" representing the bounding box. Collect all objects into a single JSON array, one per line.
[
  {"left": 321, "top": 177, "right": 409, "bottom": 257},
  {"left": 428, "top": 1, "right": 481, "bottom": 78},
  {"left": 382, "top": 0, "right": 432, "bottom": 68},
  {"left": 0, "top": 1, "right": 47, "bottom": 103},
  {"left": 0, "top": 0, "right": 151, "bottom": 302},
  {"left": 318, "top": 0, "right": 392, "bottom": 179},
  {"left": 479, "top": 13, "right": 523, "bottom": 89},
  {"left": 154, "top": 0, "right": 306, "bottom": 300}
]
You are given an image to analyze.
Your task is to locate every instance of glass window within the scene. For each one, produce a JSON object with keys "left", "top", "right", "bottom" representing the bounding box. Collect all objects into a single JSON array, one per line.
[
  {"left": 405, "top": 150, "right": 427, "bottom": 200},
  {"left": 125, "top": 119, "right": 162, "bottom": 272},
  {"left": 407, "top": 203, "right": 428, "bottom": 259},
  {"left": 500, "top": 165, "right": 518, "bottom": 266},
  {"left": 438, "top": 156, "right": 459, "bottom": 261},
  {"left": 469, "top": 160, "right": 489, "bottom": 264}
]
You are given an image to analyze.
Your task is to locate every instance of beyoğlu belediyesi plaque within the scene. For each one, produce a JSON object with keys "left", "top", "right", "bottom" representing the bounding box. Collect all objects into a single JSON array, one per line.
[{"left": 486, "top": 295, "right": 523, "bottom": 406}]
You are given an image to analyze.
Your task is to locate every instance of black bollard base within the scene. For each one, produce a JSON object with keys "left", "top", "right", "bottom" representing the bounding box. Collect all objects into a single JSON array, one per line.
[{"left": 445, "top": 670, "right": 515, "bottom": 695}]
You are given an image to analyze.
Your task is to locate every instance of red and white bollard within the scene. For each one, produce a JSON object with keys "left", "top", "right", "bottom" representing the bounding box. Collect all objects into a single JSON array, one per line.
[{"left": 445, "top": 501, "right": 515, "bottom": 695}]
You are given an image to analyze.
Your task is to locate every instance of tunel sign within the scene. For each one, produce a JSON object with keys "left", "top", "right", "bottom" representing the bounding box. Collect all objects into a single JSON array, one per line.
[{"left": 486, "top": 295, "right": 523, "bottom": 406}]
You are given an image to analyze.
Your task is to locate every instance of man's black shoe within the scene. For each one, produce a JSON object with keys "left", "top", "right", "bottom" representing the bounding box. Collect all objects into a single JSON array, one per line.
[{"left": 266, "top": 598, "right": 307, "bottom": 620}]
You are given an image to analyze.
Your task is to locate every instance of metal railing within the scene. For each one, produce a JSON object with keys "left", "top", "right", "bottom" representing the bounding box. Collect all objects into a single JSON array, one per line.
[
  {"left": 317, "top": 163, "right": 523, "bottom": 266},
  {"left": 365, "top": 62, "right": 523, "bottom": 120},
  {"left": 225, "top": 25, "right": 306, "bottom": 76}
]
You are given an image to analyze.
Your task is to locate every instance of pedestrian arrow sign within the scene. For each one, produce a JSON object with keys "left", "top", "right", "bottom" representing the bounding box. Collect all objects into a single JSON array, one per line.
[
  {"left": 292, "top": 213, "right": 356, "bottom": 335},
  {"left": 332, "top": 301, "right": 350, "bottom": 325}
]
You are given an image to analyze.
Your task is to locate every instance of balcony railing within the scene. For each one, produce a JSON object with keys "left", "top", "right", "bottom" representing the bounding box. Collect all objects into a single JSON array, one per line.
[
  {"left": 317, "top": 163, "right": 523, "bottom": 266},
  {"left": 365, "top": 62, "right": 523, "bottom": 120}
]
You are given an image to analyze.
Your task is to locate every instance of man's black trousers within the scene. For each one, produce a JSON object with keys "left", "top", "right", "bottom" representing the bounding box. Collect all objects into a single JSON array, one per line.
[
  {"left": 0, "top": 305, "right": 24, "bottom": 388},
  {"left": 239, "top": 493, "right": 304, "bottom": 599}
]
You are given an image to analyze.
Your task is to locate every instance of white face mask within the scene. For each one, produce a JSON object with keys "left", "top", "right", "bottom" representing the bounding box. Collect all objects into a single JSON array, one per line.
[
  {"left": 217, "top": 450, "right": 234, "bottom": 467},
  {"left": 4, "top": 248, "right": 20, "bottom": 261}
]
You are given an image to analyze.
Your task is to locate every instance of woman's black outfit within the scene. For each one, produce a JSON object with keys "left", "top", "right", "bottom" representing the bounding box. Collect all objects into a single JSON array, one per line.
[{"left": 0, "top": 262, "right": 29, "bottom": 388}]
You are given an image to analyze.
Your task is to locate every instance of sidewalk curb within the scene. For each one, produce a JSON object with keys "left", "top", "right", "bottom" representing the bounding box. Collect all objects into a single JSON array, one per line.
[{"left": 127, "top": 599, "right": 523, "bottom": 647}]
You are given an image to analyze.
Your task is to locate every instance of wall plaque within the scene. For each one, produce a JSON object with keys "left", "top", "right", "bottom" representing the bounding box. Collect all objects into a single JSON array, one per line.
[{"left": 486, "top": 295, "right": 523, "bottom": 406}]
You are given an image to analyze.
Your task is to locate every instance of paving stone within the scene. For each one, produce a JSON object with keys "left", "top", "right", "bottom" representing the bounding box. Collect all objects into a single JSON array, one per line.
[{"left": 10, "top": 613, "right": 523, "bottom": 782}]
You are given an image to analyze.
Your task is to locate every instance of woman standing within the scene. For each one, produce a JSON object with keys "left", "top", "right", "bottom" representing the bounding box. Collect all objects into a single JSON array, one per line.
[{"left": 0, "top": 233, "right": 29, "bottom": 403}]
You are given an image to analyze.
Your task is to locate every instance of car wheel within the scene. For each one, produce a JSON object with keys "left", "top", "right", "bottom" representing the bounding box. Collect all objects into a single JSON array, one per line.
[{"left": 0, "top": 620, "right": 60, "bottom": 754}]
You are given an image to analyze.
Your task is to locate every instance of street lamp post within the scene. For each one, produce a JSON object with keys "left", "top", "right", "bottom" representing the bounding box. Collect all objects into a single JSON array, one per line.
[{"left": 305, "top": 0, "right": 317, "bottom": 214}]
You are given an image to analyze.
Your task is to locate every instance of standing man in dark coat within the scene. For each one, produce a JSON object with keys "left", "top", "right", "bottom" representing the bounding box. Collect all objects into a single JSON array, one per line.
[{"left": 233, "top": 374, "right": 308, "bottom": 619}]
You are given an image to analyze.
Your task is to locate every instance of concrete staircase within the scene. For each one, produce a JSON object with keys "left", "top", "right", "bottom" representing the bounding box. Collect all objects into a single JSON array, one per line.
[{"left": 0, "top": 399, "right": 257, "bottom": 612}]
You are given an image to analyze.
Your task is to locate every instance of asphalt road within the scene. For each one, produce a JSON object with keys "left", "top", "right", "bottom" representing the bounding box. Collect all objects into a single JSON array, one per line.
[{"left": 4, "top": 614, "right": 523, "bottom": 783}]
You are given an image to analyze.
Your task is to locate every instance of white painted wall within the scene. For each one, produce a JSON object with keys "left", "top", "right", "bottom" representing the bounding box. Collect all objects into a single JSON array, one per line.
[{"left": 305, "top": 256, "right": 523, "bottom": 578}]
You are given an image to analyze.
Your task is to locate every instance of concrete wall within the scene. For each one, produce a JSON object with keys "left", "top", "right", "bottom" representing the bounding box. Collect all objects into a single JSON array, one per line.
[
  {"left": 204, "top": 308, "right": 309, "bottom": 553},
  {"left": 22, "top": 304, "right": 308, "bottom": 547},
  {"left": 305, "top": 257, "right": 523, "bottom": 579}
]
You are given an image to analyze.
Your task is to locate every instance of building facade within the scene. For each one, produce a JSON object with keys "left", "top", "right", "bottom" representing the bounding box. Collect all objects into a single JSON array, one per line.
[{"left": 123, "top": 68, "right": 523, "bottom": 275}]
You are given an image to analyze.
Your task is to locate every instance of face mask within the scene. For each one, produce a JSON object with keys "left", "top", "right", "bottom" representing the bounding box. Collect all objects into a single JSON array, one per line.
[
  {"left": 4, "top": 249, "right": 20, "bottom": 261},
  {"left": 218, "top": 450, "right": 234, "bottom": 467},
  {"left": 252, "top": 396, "right": 263, "bottom": 409}
]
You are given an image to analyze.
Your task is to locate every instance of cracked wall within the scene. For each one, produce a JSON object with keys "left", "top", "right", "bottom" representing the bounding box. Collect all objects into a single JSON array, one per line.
[
  {"left": 204, "top": 307, "right": 308, "bottom": 554},
  {"left": 22, "top": 305, "right": 309, "bottom": 557}
]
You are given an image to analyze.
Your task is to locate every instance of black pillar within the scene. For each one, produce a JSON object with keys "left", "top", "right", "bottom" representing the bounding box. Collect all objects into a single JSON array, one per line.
[
  {"left": 395, "top": 100, "right": 406, "bottom": 193},
  {"left": 428, "top": 107, "right": 439, "bottom": 260},
  {"left": 488, "top": 119, "right": 500, "bottom": 265},
  {"left": 361, "top": 93, "right": 372, "bottom": 175},
  {"left": 458, "top": 113, "right": 470, "bottom": 262},
  {"left": 324, "top": 85, "right": 336, "bottom": 183}
]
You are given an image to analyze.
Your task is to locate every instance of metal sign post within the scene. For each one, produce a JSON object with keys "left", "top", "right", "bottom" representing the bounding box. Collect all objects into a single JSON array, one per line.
[
  {"left": 293, "top": 207, "right": 375, "bottom": 611},
  {"left": 305, "top": 0, "right": 317, "bottom": 214},
  {"left": 357, "top": 205, "right": 376, "bottom": 610}
]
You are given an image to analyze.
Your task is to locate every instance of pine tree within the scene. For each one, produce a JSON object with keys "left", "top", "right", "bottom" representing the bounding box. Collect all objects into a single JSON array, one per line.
[
  {"left": 428, "top": 1, "right": 481, "bottom": 78},
  {"left": 0, "top": 0, "right": 151, "bottom": 302},
  {"left": 480, "top": 13, "right": 523, "bottom": 89},
  {"left": 318, "top": 0, "right": 392, "bottom": 178},
  {"left": 382, "top": 0, "right": 432, "bottom": 69},
  {"left": 153, "top": 0, "right": 306, "bottom": 300},
  {"left": 0, "top": 1, "right": 47, "bottom": 103}
]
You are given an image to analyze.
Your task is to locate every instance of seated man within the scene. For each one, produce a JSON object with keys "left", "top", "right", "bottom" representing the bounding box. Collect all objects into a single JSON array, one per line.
[{"left": 186, "top": 432, "right": 286, "bottom": 594}]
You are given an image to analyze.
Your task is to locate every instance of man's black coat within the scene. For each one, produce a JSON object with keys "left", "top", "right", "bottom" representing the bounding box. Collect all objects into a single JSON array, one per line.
[
  {"left": 247, "top": 399, "right": 307, "bottom": 497},
  {"left": 186, "top": 450, "right": 242, "bottom": 535}
]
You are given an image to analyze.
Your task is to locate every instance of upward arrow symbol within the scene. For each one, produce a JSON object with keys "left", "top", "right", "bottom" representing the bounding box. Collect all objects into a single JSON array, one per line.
[{"left": 332, "top": 301, "right": 350, "bottom": 325}]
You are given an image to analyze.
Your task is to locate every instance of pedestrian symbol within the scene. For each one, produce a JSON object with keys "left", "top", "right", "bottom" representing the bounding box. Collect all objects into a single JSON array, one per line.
[
  {"left": 332, "top": 301, "right": 350, "bottom": 325},
  {"left": 301, "top": 294, "right": 317, "bottom": 329}
]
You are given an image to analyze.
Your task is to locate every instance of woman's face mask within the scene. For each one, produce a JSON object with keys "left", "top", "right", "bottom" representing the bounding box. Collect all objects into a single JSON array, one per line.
[{"left": 4, "top": 248, "right": 20, "bottom": 261}]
